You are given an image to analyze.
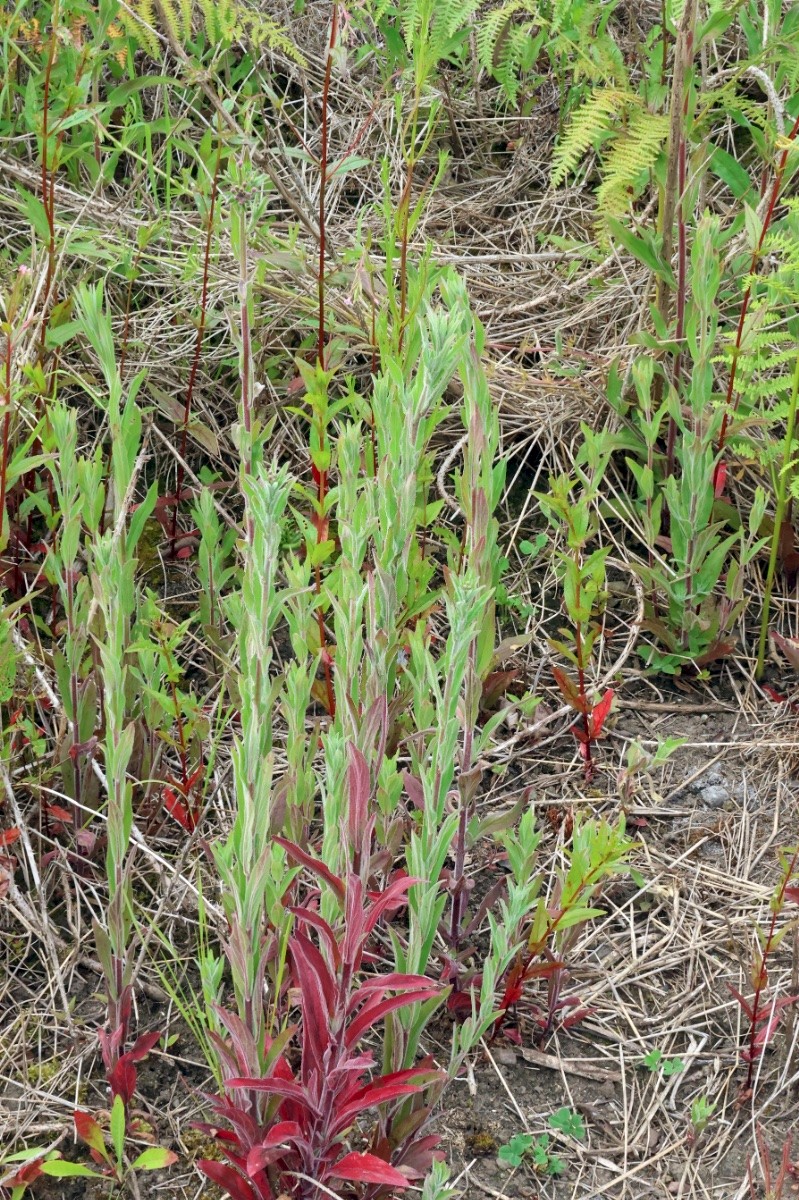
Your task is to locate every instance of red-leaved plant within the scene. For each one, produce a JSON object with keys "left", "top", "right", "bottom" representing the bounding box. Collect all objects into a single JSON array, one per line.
[{"left": 196, "top": 850, "right": 445, "bottom": 1200}]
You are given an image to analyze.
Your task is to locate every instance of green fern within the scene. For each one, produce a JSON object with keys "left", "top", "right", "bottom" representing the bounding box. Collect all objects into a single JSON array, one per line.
[
  {"left": 596, "top": 107, "right": 668, "bottom": 219},
  {"left": 119, "top": 0, "right": 301, "bottom": 61},
  {"left": 723, "top": 200, "right": 799, "bottom": 471},
  {"left": 550, "top": 86, "right": 634, "bottom": 187},
  {"left": 119, "top": 0, "right": 160, "bottom": 58}
]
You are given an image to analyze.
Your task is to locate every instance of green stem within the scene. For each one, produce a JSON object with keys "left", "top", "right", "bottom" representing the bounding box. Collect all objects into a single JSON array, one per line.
[{"left": 756, "top": 348, "right": 799, "bottom": 679}]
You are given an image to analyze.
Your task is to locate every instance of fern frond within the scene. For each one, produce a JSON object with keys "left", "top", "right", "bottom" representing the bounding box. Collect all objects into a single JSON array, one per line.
[
  {"left": 550, "top": 87, "right": 635, "bottom": 188},
  {"left": 595, "top": 107, "right": 668, "bottom": 220},
  {"left": 120, "top": 0, "right": 161, "bottom": 58}
]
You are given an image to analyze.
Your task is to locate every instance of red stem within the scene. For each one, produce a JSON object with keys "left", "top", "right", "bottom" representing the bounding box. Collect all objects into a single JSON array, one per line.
[
  {"left": 717, "top": 113, "right": 799, "bottom": 467},
  {"left": 744, "top": 847, "right": 799, "bottom": 1091}
]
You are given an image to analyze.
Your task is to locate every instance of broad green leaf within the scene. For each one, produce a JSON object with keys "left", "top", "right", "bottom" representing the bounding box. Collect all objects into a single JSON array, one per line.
[
  {"left": 40, "top": 1162, "right": 103, "bottom": 1179},
  {"left": 110, "top": 1095, "right": 125, "bottom": 1169},
  {"left": 131, "top": 1147, "right": 179, "bottom": 1171}
]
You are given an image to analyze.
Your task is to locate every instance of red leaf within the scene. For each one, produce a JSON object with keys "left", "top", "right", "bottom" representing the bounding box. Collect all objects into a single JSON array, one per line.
[
  {"left": 713, "top": 460, "right": 727, "bottom": 498},
  {"left": 289, "top": 906, "right": 341, "bottom": 970},
  {"left": 47, "top": 805, "right": 74, "bottom": 823},
  {"left": 728, "top": 984, "right": 754, "bottom": 1021},
  {"left": 74, "top": 1110, "right": 107, "bottom": 1155},
  {"left": 552, "top": 667, "right": 587, "bottom": 713},
  {"left": 0, "top": 826, "right": 20, "bottom": 847},
  {"left": 345, "top": 990, "right": 442, "bottom": 1048},
  {"left": 108, "top": 1057, "right": 137, "bottom": 1105},
  {"left": 347, "top": 742, "right": 371, "bottom": 851},
  {"left": 333, "top": 1071, "right": 434, "bottom": 1132},
  {"left": 274, "top": 836, "right": 345, "bottom": 901},
  {"left": 164, "top": 787, "right": 197, "bottom": 832},
  {"left": 128, "top": 1030, "right": 161, "bottom": 1061},
  {"left": 588, "top": 689, "right": 614, "bottom": 739},
  {"left": 329, "top": 1151, "right": 411, "bottom": 1187},
  {"left": 198, "top": 1160, "right": 257, "bottom": 1200},
  {"left": 784, "top": 886, "right": 799, "bottom": 905}
]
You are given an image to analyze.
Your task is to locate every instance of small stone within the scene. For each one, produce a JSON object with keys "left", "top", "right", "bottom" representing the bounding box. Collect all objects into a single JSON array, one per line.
[
  {"left": 493, "top": 1047, "right": 517, "bottom": 1067},
  {"left": 699, "top": 784, "right": 730, "bottom": 808}
]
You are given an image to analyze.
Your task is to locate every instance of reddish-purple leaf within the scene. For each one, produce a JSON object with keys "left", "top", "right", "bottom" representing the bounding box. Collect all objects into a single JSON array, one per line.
[
  {"left": 352, "top": 973, "right": 439, "bottom": 995},
  {"left": 347, "top": 743, "right": 371, "bottom": 851},
  {"left": 728, "top": 985, "right": 754, "bottom": 1021},
  {"left": 289, "top": 906, "right": 341, "bottom": 970},
  {"left": 589, "top": 689, "right": 614, "bottom": 739},
  {"left": 329, "top": 1151, "right": 411, "bottom": 1187},
  {"left": 784, "top": 886, "right": 799, "bottom": 905},
  {"left": 274, "top": 836, "right": 345, "bottom": 901},
  {"left": 552, "top": 667, "right": 586, "bottom": 713},
  {"left": 108, "top": 1057, "right": 136, "bottom": 1105},
  {"left": 74, "top": 1110, "right": 107, "bottom": 1157},
  {"left": 364, "top": 874, "right": 418, "bottom": 934},
  {"left": 290, "top": 931, "right": 336, "bottom": 1071},
  {"left": 129, "top": 1030, "right": 161, "bottom": 1061},
  {"left": 197, "top": 1160, "right": 256, "bottom": 1200},
  {"left": 345, "top": 991, "right": 443, "bottom": 1049},
  {"left": 225, "top": 1076, "right": 314, "bottom": 1110},
  {"left": 402, "top": 771, "right": 425, "bottom": 811}
]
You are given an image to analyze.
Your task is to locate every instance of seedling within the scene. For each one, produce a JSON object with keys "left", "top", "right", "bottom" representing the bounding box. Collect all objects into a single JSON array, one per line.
[
  {"left": 497, "top": 1132, "right": 565, "bottom": 1176},
  {"left": 689, "top": 1094, "right": 716, "bottom": 1139},
  {"left": 641, "top": 1047, "right": 685, "bottom": 1076},
  {"left": 731, "top": 846, "right": 799, "bottom": 1093},
  {"left": 538, "top": 428, "right": 616, "bottom": 780},
  {"left": 39, "top": 1098, "right": 177, "bottom": 1187},
  {"left": 548, "top": 1107, "right": 586, "bottom": 1139}
]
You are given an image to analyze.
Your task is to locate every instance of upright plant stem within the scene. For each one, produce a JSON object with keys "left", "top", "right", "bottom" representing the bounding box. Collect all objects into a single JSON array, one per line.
[
  {"left": 716, "top": 111, "right": 799, "bottom": 472},
  {"left": 756, "top": 349, "right": 799, "bottom": 679},
  {"left": 318, "top": 5, "right": 339, "bottom": 374},
  {"left": 171, "top": 138, "right": 223, "bottom": 551},
  {"left": 0, "top": 328, "right": 13, "bottom": 551},
  {"left": 313, "top": 3, "right": 339, "bottom": 719},
  {"left": 39, "top": 10, "right": 59, "bottom": 369},
  {"left": 744, "top": 846, "right": 799, "bottom": 1092},
  {"left": 658, "top": 0, "right": 695, "bottom": 477}
]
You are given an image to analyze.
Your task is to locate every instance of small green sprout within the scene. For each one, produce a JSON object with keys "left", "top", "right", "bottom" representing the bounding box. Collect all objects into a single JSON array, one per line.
[{"left": 642, "top": 1047, "right": 685, "bottom": 1075}]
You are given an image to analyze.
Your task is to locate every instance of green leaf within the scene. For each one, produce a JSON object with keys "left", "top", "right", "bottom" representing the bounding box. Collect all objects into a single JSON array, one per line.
[
  {"left": 40, "top": 1162, "right": 103, "bottom": 1179},
  {"left": 607, "top": 218, "right": 674, "bottom": 285},
  {"left": 709, "top": 147, "right": 752, "bottom": 200},
  {"left": 548, "top": 1107, "right": 586, "bottom": 1139},
  {"left": 131, "top": 1147, "right": 179, "bottom": 1171},
  {"left": 16, "top": 187, "right": 51, "bottom": 243},
  {"left": 105, "top": 77, "right": 177, "bottom": 107},
  {"left": 110, "top": 1095, "right": 126, "bottom": 1169}
]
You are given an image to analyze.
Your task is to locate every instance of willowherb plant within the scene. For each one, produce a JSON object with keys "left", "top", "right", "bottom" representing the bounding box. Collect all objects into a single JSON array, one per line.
[
  {"left": 492, "top": 811, "right": 634, "bottom": 1044},
  {"left": 197, "top": 823, "right": 444, "bottom": 1200},
  {"left": 72, "top": 282, "right": 158, "bottom": 1098},
  {"left": 731, "top": 847, "right": 799, "bottom": 1095},
  {"left": 538, "top": 427, "right": 615, "bottom": 778}
]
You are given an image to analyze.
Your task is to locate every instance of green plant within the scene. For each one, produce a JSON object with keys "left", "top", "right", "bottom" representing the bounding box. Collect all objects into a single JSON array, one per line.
[
  {"left": 641, "top": 1047, "right": 685, "bottom": 1076},
  {"left": 40, "top": 1098, "right": 177, "bottom": 1186},
  {"left": 731, "top": 847, "right": 799, "bottom": 1094},
  {"left": 689, "top": 1094, "right": 716, "bottom": 1138},
  {"left": 538, "top": 427, "right": 616, "bottom": 778},
  {"left": 497, "top": 1123, "right": 577, "bottom": 1176},
  {"left": 478, "top": 0, "right": 625, "bottom": 115},
  {"left": 548, "top": 1107, "right": 586, "bottom": 1139}
]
